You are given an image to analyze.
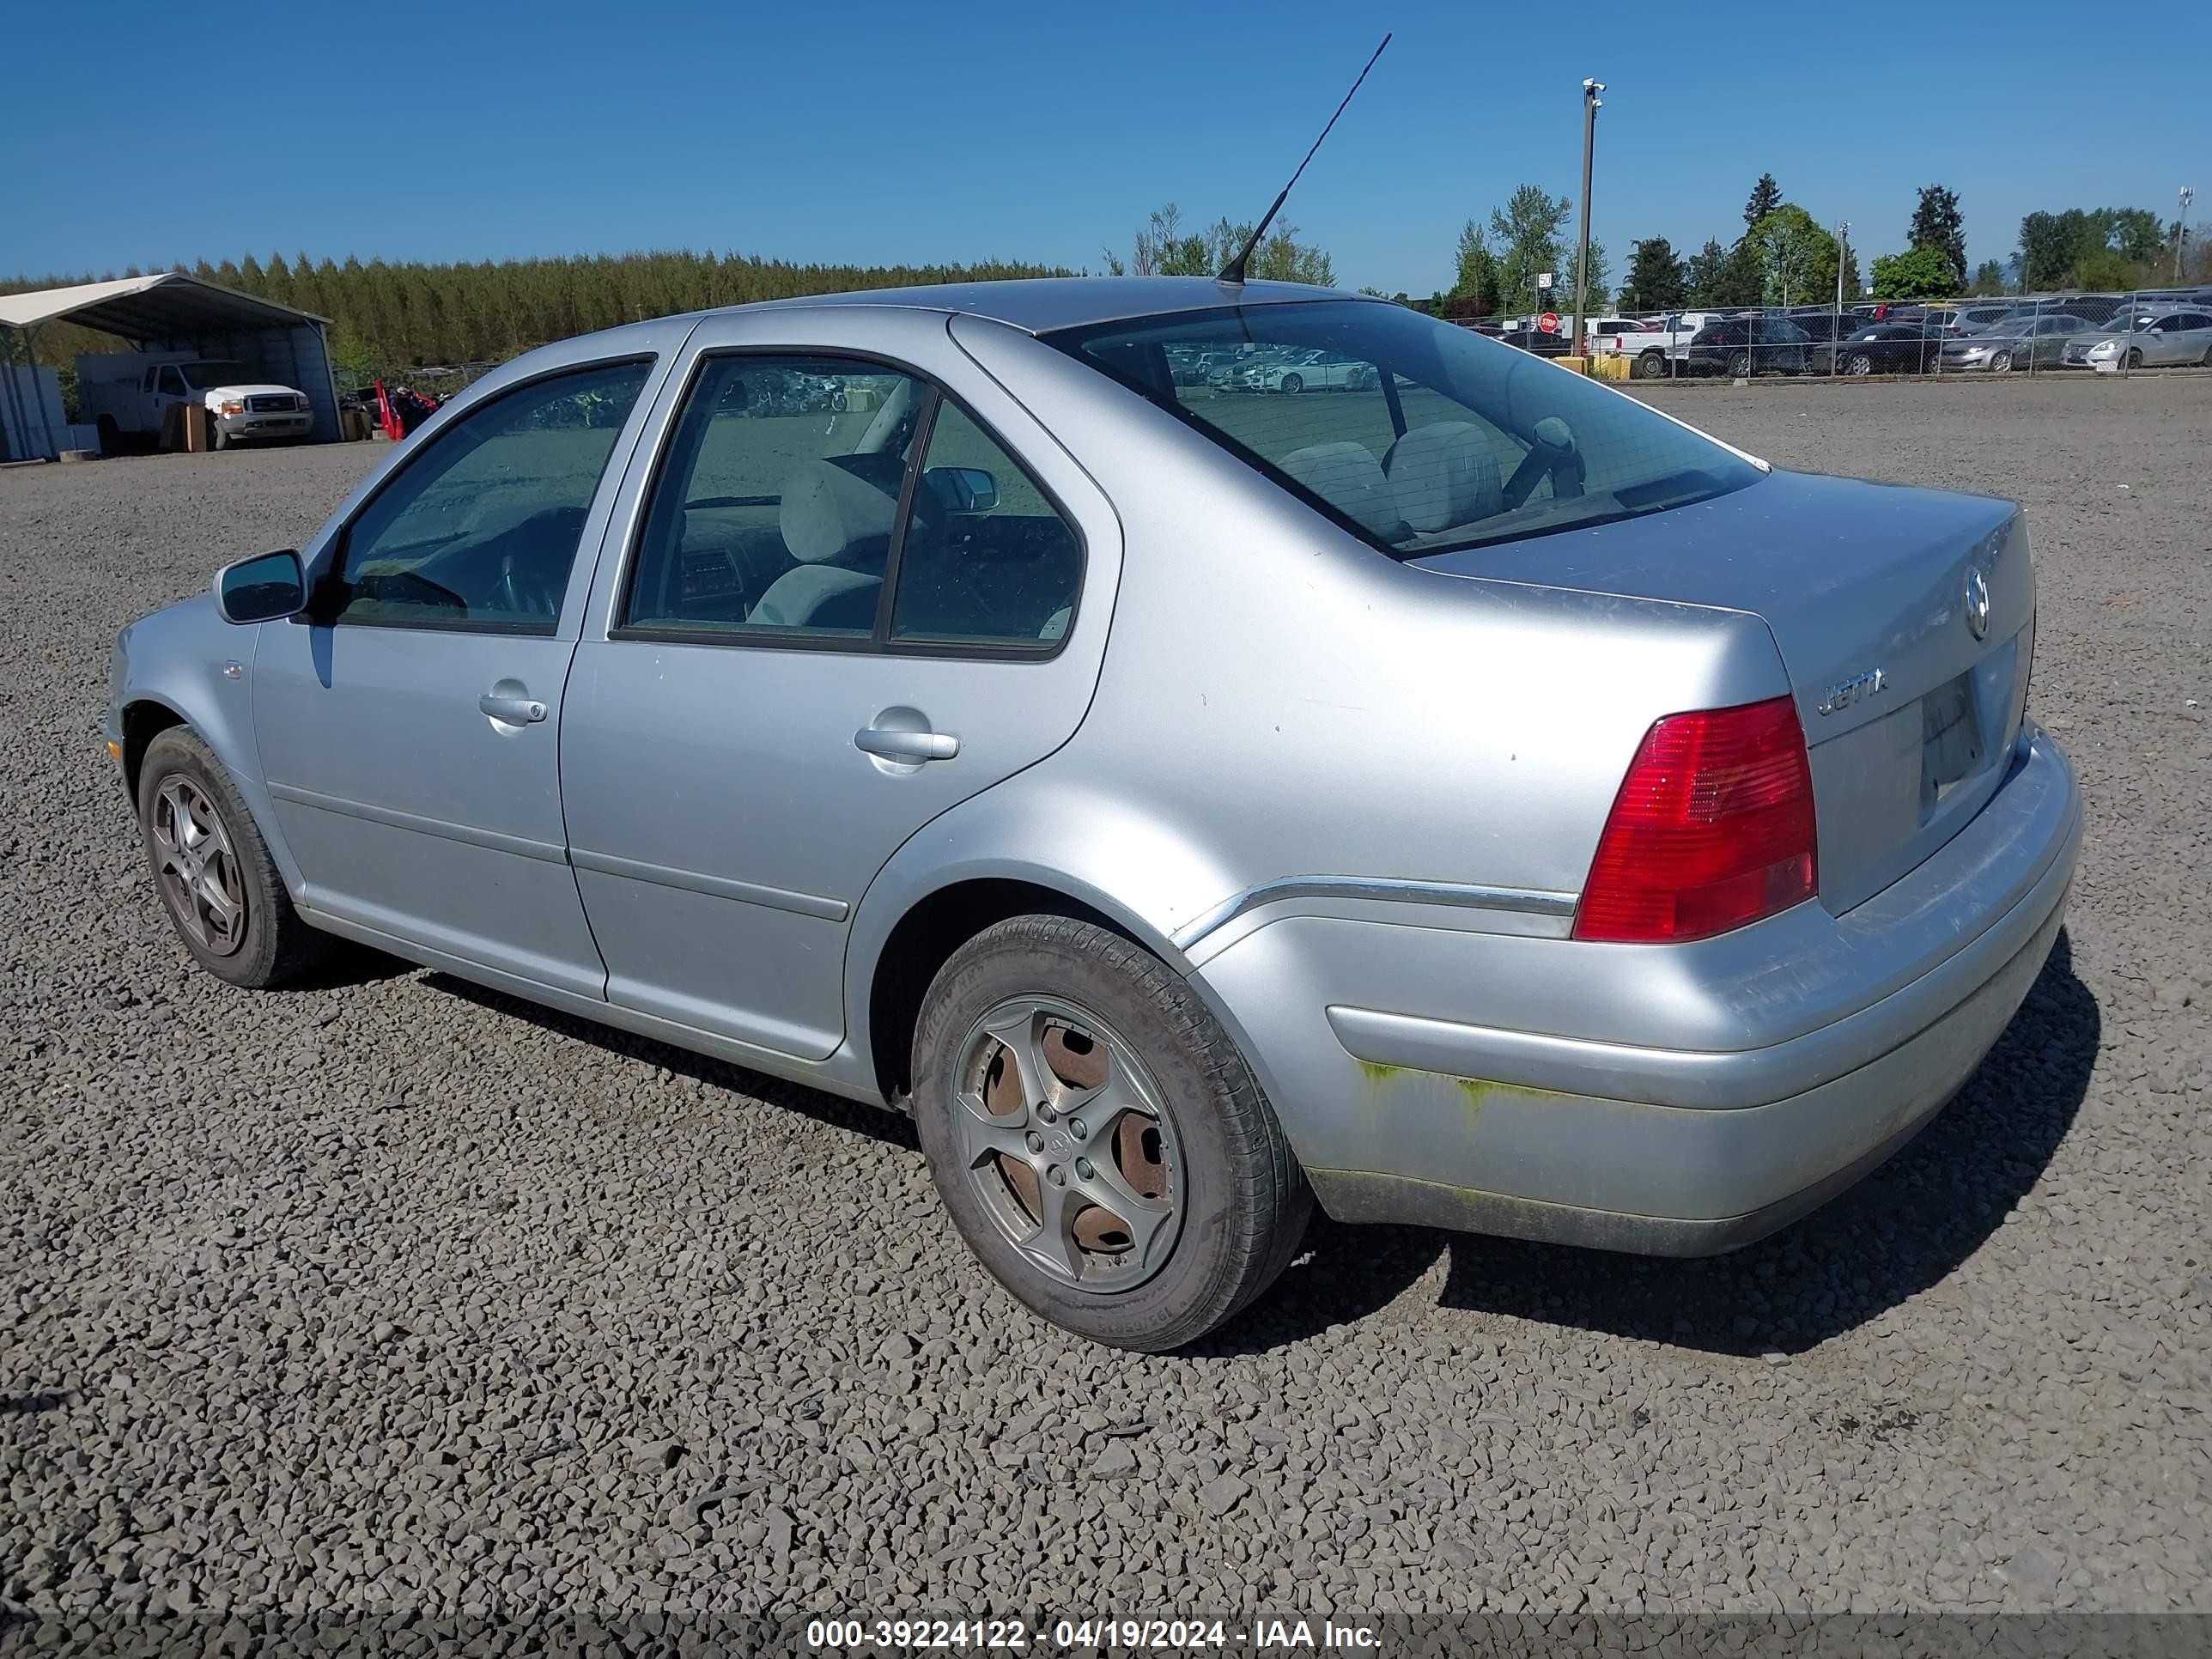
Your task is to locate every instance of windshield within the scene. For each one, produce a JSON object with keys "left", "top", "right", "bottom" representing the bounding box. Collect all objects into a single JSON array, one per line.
[
  {"left": 179, "top": 362, "right": 249, "bottom": 390},
  {"left": 1042, "top": 300, "right": 1761, "bottom": 558}
]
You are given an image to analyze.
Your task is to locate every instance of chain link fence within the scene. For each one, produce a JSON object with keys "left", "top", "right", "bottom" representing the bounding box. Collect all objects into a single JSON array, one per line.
[{"left": 1570, "top": 288, "right": 2212, "bottom": 383}]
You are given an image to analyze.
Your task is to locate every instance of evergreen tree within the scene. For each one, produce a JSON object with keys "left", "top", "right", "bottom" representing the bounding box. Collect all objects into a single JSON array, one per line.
[
  {"left": 1907, "top": 185, "right": 1966, "bottom": 290},
  {"left": 1622, "top": 238, "right": 1688, "bottom": 311},
  {"left": 1743, "top": 173, "right": 1784, "bottom": 229}
]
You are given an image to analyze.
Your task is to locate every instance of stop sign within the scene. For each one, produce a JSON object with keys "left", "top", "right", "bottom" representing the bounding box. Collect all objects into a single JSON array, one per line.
[{"left": 1538, "top": 312, "right": 1561, "bottom": 334}]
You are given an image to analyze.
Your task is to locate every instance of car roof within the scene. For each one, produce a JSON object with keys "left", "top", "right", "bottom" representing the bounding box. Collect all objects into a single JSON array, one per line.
[{"left": 742, "top": 276, "right": 1369, "bottom": 334}]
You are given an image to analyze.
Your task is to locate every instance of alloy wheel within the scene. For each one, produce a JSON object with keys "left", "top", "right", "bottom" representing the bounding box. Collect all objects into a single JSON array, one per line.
[
  {"left": 1848, "top": 352, "right": 1874, "bottom": 376},
  {"left": 151, "top": 775, "right": 248, "bottom": 956},
  {"left": 953, "top": 995, "right": 1184, "bottom": 1293}
]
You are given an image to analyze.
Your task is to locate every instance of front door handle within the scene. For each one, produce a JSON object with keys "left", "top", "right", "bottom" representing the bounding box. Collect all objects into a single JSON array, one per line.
[
  {"left": 854, "top": 726, "right": 958, "bottom": 762},
  {"left": 479, "top": 690, "right": 548, "bottom": 725}
]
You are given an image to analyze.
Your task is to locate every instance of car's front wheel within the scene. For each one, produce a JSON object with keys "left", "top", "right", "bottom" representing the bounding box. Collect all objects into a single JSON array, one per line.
[
  {"left": 912, "top": 915, "right": 1310, "bottom": 1351},
  {"left": 137, "top": 726, "right": 328, "bottom": 988},
  {"left": 1847, "top": 351, "right": 1875, "bottom": 376},
  {"left": 2124, "top": 348, "right": 2143, "bottom": 370},
  {"left": 1279, "top": 373, "right": 1304, "bottom": 394},
  {"left": 1988, "top": 350, "right": 2014, "bottom": 374},
  {"left": 1729, "top": 350, "right": 1754, "bottom": 377}
]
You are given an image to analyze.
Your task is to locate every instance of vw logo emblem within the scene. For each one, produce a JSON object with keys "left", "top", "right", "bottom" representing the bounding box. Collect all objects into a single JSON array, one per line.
[{"left": 1963, "top": 567, "right": 1991, "bottom": 641}]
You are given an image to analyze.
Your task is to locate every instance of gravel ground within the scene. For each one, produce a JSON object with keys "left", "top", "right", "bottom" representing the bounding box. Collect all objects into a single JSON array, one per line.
[{"left": 3, "top": 374, "right": 2208, "bottom": 1646}]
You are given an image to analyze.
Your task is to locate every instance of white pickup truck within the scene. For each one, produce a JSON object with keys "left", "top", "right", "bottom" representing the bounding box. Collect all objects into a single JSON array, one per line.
[
  {"left": 1586, "top": 313, "right": 1731, "bottom": 380},
  {"left": 78, "top": 353, "right": 315, "bottom": 452}
]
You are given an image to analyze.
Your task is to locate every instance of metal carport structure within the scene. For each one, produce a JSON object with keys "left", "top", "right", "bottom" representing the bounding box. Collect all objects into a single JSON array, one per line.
[{"left": 0, "top": 273, "right": 343, "bottom": 459}]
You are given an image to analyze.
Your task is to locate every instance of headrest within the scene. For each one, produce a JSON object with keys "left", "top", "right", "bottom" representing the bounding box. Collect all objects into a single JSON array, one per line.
[
  {"left": 1384, "top": 422, "right": 1504, "bottom": 533},
  {"left": 1279, "top": 442, "right": 1405, "bottom": 542},
  {"left": 779, "top": 455, "right": 903, "bottom": 564}
]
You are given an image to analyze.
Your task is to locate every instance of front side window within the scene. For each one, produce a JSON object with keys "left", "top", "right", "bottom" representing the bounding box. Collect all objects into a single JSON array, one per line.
[
  {"left": 1047, "top": 300, "right": 1760, "bottom": 558},
  {"left": 331, "top": 358, "right": 651, "bottom": 632},
  {"left": 157, "top": 367, "right": 187, "bottom": 398}
]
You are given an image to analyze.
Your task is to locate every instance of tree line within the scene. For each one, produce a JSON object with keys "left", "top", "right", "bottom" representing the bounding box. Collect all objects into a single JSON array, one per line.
[
  {"left": 1430, "top": 173, "right": 2203, "bottom": 321},
  {"left": 0, "top": 248, "right": 1074, "bottom": 380}
]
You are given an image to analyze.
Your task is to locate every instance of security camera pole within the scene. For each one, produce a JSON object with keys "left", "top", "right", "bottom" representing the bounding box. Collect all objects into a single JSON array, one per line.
[
  {"left": 2179, "top": 187, "right": 2195, "bottom": 284},
  {"left": 1573, "top": 78, "right": 1603, "bottom": 360}
]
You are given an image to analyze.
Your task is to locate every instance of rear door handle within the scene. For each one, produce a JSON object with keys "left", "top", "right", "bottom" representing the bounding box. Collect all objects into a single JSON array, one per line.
[
  {"left": 854, "top": 727, "right": 959, "bottom": 762},
  {"left": 479, "top": 691, "right": 548, "bottom": 725}
]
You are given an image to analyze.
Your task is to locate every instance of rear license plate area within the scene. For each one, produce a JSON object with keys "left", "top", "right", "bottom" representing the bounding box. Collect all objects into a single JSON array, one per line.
[{"left": 1919, "top": 672, "right": 1984, "bottom": 815}]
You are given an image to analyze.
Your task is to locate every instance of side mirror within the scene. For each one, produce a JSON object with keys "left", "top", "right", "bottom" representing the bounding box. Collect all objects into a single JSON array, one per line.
[
  {"left": 923, "top": 465, "right": 999, "bottom": 513},
  {"left": 214, "top": 550, "right": 307, "bottom": 624}
]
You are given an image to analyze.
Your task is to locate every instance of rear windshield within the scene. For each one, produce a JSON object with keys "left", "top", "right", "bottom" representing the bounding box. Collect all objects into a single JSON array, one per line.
[{"left": 1042, "top": 299, "right": 1761, "bottom": 557}]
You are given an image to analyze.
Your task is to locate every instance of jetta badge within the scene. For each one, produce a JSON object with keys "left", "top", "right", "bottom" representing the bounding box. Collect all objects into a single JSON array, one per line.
[
  {"left": 1817, "top": 666, "right": 1887, "bottom": 716},
  {"left": 1963, "top": 566, "right": 1992, "bottom": 641}
]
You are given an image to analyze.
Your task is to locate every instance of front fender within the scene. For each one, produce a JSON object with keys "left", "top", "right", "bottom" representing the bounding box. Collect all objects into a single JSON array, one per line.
[{"left": 111, "top": 597, "right": 298, "bottom": 895}]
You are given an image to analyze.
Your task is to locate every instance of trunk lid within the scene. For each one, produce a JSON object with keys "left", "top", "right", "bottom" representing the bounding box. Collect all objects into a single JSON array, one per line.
[{"left": 1413, "top": 469, "right": 2034, "bottom": 913}]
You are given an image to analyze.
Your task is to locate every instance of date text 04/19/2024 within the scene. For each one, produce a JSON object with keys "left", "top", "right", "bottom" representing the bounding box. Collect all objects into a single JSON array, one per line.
[{"left": 805, "top": 1617, "right": 1383, "bottom": 1650}]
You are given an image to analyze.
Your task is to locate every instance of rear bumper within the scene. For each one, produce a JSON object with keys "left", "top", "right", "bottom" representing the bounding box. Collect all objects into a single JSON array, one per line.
[{"left": 1192, "top": 727, "right": 2081, "bottom": 1254}]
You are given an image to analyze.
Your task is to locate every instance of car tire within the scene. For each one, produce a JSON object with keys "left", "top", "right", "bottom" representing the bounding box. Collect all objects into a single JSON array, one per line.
[
  {"left": 1988, "top": 351, "right": 2013, "bottom": 374},
  {"left": 1634, "top": 350, "right": 1667, "bottom": 380},
  {"left": 137, "top": 726, "right": 330, "bottom": 989},
  {"left": 1728, "top": 350, "right": 1753, "bottom": 378},
  {"left": 1279, "top": 373, "right": 1304, "bottom": 394},
  {"left": 2124, "top": 348, "right": 2142, "bottom": 370},
  {"left": 1847, "top": 351, "right": 1875, "bottom": 376},
  {"left": 911, "top": 915, "right": 1310, "bottom": 1352}
]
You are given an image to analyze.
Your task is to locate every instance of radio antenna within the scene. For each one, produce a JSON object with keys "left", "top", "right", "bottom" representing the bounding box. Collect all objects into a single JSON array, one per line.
[{"left": 1218, "top": 32, "right": 1391, "bottom": 288}]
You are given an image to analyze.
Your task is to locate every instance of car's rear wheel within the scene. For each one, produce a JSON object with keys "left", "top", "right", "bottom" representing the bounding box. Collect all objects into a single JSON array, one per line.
[
  {"left": 1635, "top": 349, "right": 1666, "bottom": 380},
  {"left": 1847, "top": 351, "right": 1875, "bottom": 376},
  {"left": 137, "top": 726, "right": 328, "bottom": 988},
  {"left": 2201, "top": 346, "right": 2212, "bottom": 367},
  {"left": 911, "top": 915, "right": 1310, "bottom": 1351}
]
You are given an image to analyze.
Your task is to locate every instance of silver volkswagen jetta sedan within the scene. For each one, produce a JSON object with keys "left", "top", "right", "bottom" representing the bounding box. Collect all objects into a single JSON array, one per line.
[{"left": 108, "top": 279, "right": 2081, "bottom": 1350}]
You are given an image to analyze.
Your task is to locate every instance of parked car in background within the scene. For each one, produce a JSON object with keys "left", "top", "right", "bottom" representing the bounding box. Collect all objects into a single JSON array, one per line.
[
  {"left": 1497, "top": 327, "right": 1574, "bottom": 357},
  {"left": 1233, "top": 348, "right": 1379, "bottom": 392},
  {"left": 106, "top": 277, "right": 2078, "bottom": 1351},
  {"left": 1940, "top": 313, "right": 2094, "bottom": 372},
  {"left": 1785, "top": 313, "right": 1863, "bottom": 374},
  {"left": 1840, "top": 321, "right": 1944, "bottom": 376},
  {"left": 1950, "top": 305, "right": 2029, "bottom": 336},
  {"left": 1684, "top": 318, "right": 1814, "bottom": 376},
  {"left": 2068, "top": 307, "right": 2212, "bottom": 370}
]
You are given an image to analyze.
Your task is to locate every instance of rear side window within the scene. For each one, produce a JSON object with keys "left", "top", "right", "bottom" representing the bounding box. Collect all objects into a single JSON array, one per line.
[
  {"left": 1048, "top": 301, "right": 1759, "bottom": 558},
  {"left": 333, "top": 359, "right": 651, "bottom": 633},
  {"left": 623, "top": 357, "right": 1080, "bottom": 652},
  {"left": 623, "top": 357, "right": 932, "bottom": 641}
]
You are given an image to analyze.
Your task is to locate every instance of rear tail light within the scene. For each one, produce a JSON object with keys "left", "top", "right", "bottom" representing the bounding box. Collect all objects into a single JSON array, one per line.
[{"left": 1572, "top": 696, "right": 1818, "bottom": 944}]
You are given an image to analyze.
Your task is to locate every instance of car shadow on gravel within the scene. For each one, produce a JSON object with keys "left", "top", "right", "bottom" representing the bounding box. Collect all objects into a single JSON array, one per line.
[
  {"left": 421, "top": 974, "right": 921, "bottom": 1150},
  {"left": 1217, "top": 930, "right": 2099, "bottom": 1358}
]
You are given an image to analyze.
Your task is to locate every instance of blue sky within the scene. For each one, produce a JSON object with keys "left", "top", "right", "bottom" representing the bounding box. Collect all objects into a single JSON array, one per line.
[{"left": 3, "top": 1, "right": 2202, "bottom": 295}]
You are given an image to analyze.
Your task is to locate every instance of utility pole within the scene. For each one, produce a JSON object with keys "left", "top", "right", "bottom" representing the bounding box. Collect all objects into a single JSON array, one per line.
[
  {"left": 1834, "top": 222, "right": 1849, "bottom": 379},
  {"left": 1573, "top": 79, "right": 1603, "bottom": 357},
  {"left": 2179, "top": 187, "right": 2196, "bottom": 284}
]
